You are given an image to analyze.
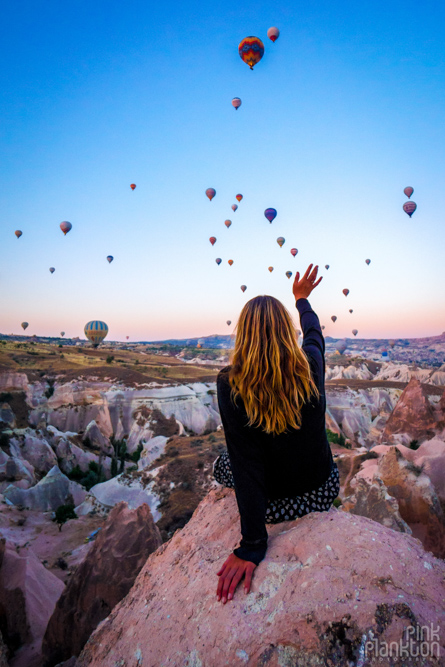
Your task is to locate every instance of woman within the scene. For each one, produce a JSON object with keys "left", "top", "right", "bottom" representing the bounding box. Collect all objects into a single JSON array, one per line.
[{"left": 214, "top": 264, "right": 340, "bottom": 604}]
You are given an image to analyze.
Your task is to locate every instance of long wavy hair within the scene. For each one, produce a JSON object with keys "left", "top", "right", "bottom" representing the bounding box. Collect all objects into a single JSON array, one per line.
[{"left": 228, "top": 295, "right": 319, "bottom": 435}]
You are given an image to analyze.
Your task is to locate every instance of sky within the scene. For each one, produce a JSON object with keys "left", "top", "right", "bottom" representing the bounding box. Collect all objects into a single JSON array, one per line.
[{"left": 1, "top": 0, "right": 444, "bottom": 341}]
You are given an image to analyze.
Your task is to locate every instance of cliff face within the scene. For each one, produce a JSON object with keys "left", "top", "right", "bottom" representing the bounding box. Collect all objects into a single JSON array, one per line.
[
  {"left": 78, "top": 487, "right": 445, "bottom": 667},
  {"left": 42, "top": 501, "right": 162, "bottom": 666},
  {"left": 382, "top": 378, "right": 438, "bottom": 445}
]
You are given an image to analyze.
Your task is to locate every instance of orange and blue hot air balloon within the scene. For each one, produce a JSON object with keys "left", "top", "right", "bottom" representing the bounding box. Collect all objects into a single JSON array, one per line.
[
  {"left": 235, "top": 194, "right": 243, "bottom": 202},
  {"left": 238, "top": 36, "right": 265, "bottom": 70},
  {"left": 285, "top": 271, "right": 292, "bottom": 279},
  {"left": 84, "top": 320, "right": 109, "bottom": 347},
  {"left": 264, "top": 208, "right": 277, "bottom": 223},
  {"left": 15, "top": 230, "right": 22, "bottom": 238}
]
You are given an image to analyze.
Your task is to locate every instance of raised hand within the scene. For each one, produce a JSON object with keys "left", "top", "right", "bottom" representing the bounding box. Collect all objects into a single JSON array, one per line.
[{"left": 292, "top": 264, "right": 323, "bottom": 303}]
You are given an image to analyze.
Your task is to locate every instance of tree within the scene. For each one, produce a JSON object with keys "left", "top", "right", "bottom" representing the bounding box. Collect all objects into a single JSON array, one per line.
[{"left": 54, "top": 504, "right": 77, "bottom": 532}]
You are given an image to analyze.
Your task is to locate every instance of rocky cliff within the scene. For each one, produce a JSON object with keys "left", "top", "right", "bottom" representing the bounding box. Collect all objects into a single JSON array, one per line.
[{"left": 77, "top": 487, "right": 445, "bottom": 667}]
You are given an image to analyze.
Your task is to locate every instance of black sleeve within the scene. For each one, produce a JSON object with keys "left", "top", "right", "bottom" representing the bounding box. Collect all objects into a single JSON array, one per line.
[
  {"left": 216, "top": 372, "right": 268, "bottom": 566},
  {"left": 296, "top": 298, "right": 325, "bottom": 395}
]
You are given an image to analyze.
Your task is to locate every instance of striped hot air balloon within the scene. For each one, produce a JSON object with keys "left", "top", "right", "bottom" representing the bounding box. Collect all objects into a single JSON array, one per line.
[
  {"left": 403, "top": 201, "right": 417, "bottom": 217},
  {"left": 235, "top": 194, "right": 243, "bottom": 202},
  {"left": 84, "top": 321, "right": 109, "bottom": 347},
  {"left": 264, "top": 208, "right": 277, "bottom": 223},
  {"left": 267, "top": 27, "right": 280, "bottom": 42}
]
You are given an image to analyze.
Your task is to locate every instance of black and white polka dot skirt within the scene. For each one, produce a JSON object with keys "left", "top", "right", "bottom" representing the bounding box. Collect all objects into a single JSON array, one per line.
[{"left": 213, "top": 452, "right": 340, "bottom": 524}]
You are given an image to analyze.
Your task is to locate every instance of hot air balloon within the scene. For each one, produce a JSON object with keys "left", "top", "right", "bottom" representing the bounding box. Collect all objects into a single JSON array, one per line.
[
  {"left": 106, "top": 256, "right": 113, "bottom": 263},
  {"left": 226, "top": 320, "right": 231, "bottom": 326},
  {"left": 21, "top": 322, "right": 29, "bottom": 330},
  {"left": 126, "top": 336, "right": 130, "bottom": 340},
  {"left": 290, "top": 248, "right": 298, "bottom": 257},
  {"left": 225, "top": 220, "right": 232, "bottom": 228},
  {"left": 336, "top": 340, "right": 347, "bottom": 355},
  {"left": 365, "top": 259, "right": 371, "bottom": 265},
  {"left": 240, "top": 285, "right": 247, "bottom": 292},
  {"left": 215, "top": 258, "right": 222, "bottom": 265},
  {"left": 206, "top": 188, "right": 216, "bottom": 201},
  {"left": 209, "top": 237, "right": 217, "bottom": 246},
  {"left": 236, "top": 194, "right": 243, "bottom": 202},
  {"left": 60, "top": 221, "right": 72, "bottom": 236},
  {"left": 232, "top": 97, "right": 242, "bottom": 110},
  {"left": 285, "top": 271, "right": 292, "bottom": 279},
  {"left": 61, "top": 331, "right": 65, "bottom": 337},
  {"left": 228, "top": 259, "right": 234, "bottom": 266},
  {"left": 381, "top": 350, "right": 388, "bottom": 358},
  {"left": 15, "top": 230, "right": 22, "bottom": 238},
  {"left": 264, "top": 208, "right": 277, "bottom": 223},
  {"left": 277, "top": 237, "right": 285, "bottom": 247},
  {"left": 231, "top": 204, "right": 238, "bottom": 212},
  {"left": 84, "top": 320, "right": 109, "bottom": 347},
  {"left": 238, "top": 36, "right": 265, "bottom": 70},
  {"left": 349, "top": 309, "right": 353, "bottom": 314},
  {"left": 352, "top": 329, "right": 358, "bottom": 336},
  {"left": 268, "top": 266, "right": 274, "bottom": 273},
  {"left": 331, "top": 316, "right": 337, "bottom": 323},
  {"left": 404, "top": 186, "right": 414, "bottom": 198},
  {"left": 267, "top": 27, "right": 280, "bottom": 42},
  {"left": 49, "top": 267, "right": 55, "bottom": 273},
  {"left": 321, "top": 326, "right": 325, "bottom": 330},
  {"left": 130, "top": 184, "right": 136, "bottom": 190},
  {"left": 342, "top": 289, "right": 350, "bottom": 297},
  {"left": 325, "top": 265, "right": 329, "bottom": 270},
  {"left": 403, "top": 201, "right": 417, "bottom": 217},
  {"left": 388, "top": 339, "right": 396, "bottom": 349}
]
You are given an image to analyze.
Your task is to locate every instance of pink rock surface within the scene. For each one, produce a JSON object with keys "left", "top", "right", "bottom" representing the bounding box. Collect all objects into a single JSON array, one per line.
[
  {"left": 77, "top": 488, "right": 445, "bottom": 667},
  {"left": 0, "top": 539, "right": 64, "bottom": 667},
  {"left": 382, "top": 378, "right": 437, "bottom": 444},
  {"left": 413, "top": 437, "right": 445, "bottom": 502}
]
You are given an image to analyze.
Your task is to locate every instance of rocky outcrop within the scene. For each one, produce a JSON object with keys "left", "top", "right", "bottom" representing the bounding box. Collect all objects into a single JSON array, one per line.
[
  {"left": 82, "top": 421, "right": 112, "bottom": 455},
  {"left": 0, "top": 455, "right": 35, "bottom": 492},
  {"left": 0, "top": 539, "right": 64, "bottom": 667},
  {"left": 9, "top": 432, "right": 58, "bottom": 475},
  {"left": 341, "top": 475, "right": 412, "bottom": 534},
  {"left": 87, "top": 470, "right": 161, "bottom": 519},
  {"left": 382, "top": 378, "right": 437, "bottom": 445},
  {"left": 137, "top": 434, "right": 168, "bottom": 469},
  {"left": 77, "top": 487, "right": 445, "bottom": 666},
  {"left": 42, "top": 501, "right": 162, "bottom": 666},
  {"left": 0, "top": 403, "right": 15, "bottom": 428},
  {"left": 0, "top": 373, "right": 28, "bottom": 391},
  {"left": 376, "top": 446, "right": 445, "bottom": 558},
  {"left": 3, "top": 466, "right": 86, "bottom": 511}
]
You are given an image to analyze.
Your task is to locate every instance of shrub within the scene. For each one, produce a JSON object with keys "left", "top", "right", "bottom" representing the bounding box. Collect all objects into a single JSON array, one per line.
[
  {"left": 332, "top": 497, "right": 342, "bottom": 508},
  {"left": 208, "top": 434, "right": 217, "bottom": 443},
  {"left": 168, "top": 447, "right": 180, "bottom": 457},
  {"left": 131, "top": 443, "right": 144, "bottom": 463},
  {"left": 106, "top": 355, "right": 114, "bottom": 364},
  {"left": 54, "top": 504, "right": 77, "bottom": 531},
  {"left": 409, "top": 439, "right": 420, "bottom": 450},
  {"left": 0, "top": 392, "right": 12, "bottom": 403},
  {"left": 58, "top": 344, "right": 63, "bottom": 348},
  {"left": 67, "top": 465, "right": 83, "bottom": 481},
  {"left": 326, "top": 429, "right": 348, "bottom": 448},
  {"left": 0, "top": 432, "right": 10, "bottom": 449}
]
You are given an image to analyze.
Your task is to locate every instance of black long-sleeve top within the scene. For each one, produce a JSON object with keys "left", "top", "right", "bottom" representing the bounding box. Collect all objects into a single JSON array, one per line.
[{"left": 216, "top": 298, "right": 334, "bottom": 566}]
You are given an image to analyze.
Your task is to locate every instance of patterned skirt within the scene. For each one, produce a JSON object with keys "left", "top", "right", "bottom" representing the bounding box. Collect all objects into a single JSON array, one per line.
[{"left": 213, "top": 451, "right": 340, "bottom": 524}]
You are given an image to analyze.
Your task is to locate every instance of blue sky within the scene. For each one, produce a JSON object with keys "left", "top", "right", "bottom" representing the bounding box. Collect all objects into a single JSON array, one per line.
[{"left": 1, "top": 0, "right": 444, "bottom": 340}]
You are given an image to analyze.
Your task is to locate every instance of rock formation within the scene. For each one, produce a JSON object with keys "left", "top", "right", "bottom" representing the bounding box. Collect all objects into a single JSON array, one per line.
[
  {"left": 77, "top": 487, "right": 445, "bottom": 666},
  {"left": 3, "top": 466, "right": 86, "bottom": 511},
  {"left": 42, "top": 501, "right": 162, "bottom": 666},
  {"left": 341, "top": 475, "right": 412, "bottom": 534},
  {"left": 382, "top": 377, "right": 437, "bottom": 445},
  {"left": 0, "top": 538, "right": 64, "bottom": 667}
]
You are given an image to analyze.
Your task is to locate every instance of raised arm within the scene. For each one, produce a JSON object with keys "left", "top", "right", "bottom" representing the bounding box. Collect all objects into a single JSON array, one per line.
[{"left": 292, "top": 264, "right": 325, "bottom": 392}]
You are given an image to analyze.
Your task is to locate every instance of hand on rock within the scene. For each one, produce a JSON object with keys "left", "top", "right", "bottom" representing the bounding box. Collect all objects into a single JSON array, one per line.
[{"left": 216, "top": 553, "right": 256, "bottom": 603}]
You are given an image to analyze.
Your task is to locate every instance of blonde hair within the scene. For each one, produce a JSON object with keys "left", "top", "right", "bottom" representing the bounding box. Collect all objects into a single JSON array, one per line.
[{"left": 229, "top": 295, "right": 318, "bottom": 435}]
